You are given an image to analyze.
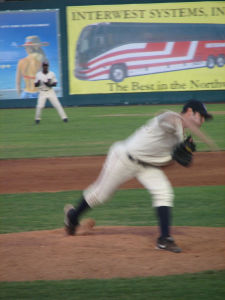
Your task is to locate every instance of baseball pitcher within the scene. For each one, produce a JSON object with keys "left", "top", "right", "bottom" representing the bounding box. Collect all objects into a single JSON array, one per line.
[{"left": 64, "top": 100, "right": 217, "bottom": 253}]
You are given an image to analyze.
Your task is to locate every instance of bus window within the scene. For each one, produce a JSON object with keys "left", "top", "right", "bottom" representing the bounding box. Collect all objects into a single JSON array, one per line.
[
  {"left": 93, "top": 34, "right": 106, "bottom": 56},
  {"left": 78, "top": 28, "right": 92, "bottom": 53}
]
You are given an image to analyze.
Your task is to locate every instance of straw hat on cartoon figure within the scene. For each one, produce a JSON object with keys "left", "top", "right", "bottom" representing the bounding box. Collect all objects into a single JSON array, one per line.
[{"left": 20, "top": 35, "right": 49, "bottom": 63}]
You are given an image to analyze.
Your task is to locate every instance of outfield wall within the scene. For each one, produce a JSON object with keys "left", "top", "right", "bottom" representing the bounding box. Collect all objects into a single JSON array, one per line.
[{"left": 0, "top": 0, "right": 224, "bottom": 108}]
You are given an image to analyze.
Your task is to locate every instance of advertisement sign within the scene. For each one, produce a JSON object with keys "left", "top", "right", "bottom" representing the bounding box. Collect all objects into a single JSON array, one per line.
[
  {"left": 67, "top": 2, "right": 225, "bottom": 95},
  {"left": 0, "top": 9, "right": 62, "bottom": 100}
]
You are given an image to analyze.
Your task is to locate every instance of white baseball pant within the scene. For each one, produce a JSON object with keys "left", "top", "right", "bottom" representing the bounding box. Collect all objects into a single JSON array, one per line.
[
  {"left": 35, "top": 89, "right": 67, "bottom": 120},
  {"left": 84, "top": 142, "right": 174, "bottom": 208}
]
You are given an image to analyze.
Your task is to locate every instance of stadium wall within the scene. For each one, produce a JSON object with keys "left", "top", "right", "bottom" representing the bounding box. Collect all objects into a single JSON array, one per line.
[{"left": 0, "top": 0, "right": 224, "bottom": 108}]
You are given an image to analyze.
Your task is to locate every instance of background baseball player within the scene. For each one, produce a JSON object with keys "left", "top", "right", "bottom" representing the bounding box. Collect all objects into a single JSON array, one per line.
[
  {"left": 34, "top": 62, "right": 68, "bottom": 124},
  {"left": 64, "top": 100, "right": 216, "bottom": 253}
]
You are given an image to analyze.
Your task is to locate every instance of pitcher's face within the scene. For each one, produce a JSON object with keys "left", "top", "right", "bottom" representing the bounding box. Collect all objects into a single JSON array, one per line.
[{"left": 189, "top": 110, "right": 205, "bottom": 127}]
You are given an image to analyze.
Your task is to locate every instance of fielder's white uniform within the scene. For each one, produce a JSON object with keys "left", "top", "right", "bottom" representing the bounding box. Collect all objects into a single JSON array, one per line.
[
  {"left": 84, "top": 111, "right": 184, "bottom": 208},
  {"left": 34, "top": 71, "right": 67, "bottom": 121}
]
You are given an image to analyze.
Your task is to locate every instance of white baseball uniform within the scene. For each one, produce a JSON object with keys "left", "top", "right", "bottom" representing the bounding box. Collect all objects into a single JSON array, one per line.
[
  {"left": 84, "top": 111, "right": 184, "bottom": 208},
  {"left": 34, "top": 71, "right": 67, "bottom": 121}
]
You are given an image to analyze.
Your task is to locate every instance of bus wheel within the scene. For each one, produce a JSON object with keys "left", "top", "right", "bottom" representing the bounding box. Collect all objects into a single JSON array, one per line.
[
  {"left": 206, "top": 55, "right": 216, "bottom": 68},
  {"left": 109, "top": 64, "right": 127, "bottom": 82},
  {"left": 216, "top": 54, "right": 225, "bottom": 67}
]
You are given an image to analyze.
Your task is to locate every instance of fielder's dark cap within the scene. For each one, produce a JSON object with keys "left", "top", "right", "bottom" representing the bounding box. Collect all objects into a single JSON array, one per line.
[
  {"left": 182, "top": 99, "right": 213, "bottom": 120},
  {"left": 42, "top": 61, "right": 49, "bottom": 66}
]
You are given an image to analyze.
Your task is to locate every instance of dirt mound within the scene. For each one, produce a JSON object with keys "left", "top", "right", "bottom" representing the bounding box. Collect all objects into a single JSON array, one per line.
[{"left": 0, "top": 226, "right": 224, "bottom": 282}]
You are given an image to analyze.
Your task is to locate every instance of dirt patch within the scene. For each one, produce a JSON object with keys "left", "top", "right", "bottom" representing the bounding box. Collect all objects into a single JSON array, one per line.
[
  {"left": 0, "top": 152, "right": 224, "bottom": 281},
  {"left": 0, "top": 226, "right": 224, "bottom": 282},
  {"left": 0, "top": 152, "right": 224, "bottom": 194}
]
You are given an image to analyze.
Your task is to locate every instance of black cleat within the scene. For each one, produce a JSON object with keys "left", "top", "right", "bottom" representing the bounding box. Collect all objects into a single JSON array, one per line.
[
  {"left": 35, "top": 120, "right": 40, "bottom": 124},
  {"left": 63, "top": 118, "right": 68, "bottom": 123},
  {"left": 64, "top": 204, "right": 78, "bottom": 235},
  {"left": 156, "top": 236, "right": 182, "bottom": 253}
]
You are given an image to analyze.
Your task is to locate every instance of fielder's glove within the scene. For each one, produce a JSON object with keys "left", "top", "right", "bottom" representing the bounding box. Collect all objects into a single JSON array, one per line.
[
  {"left": 44, "top": 81, "right": 52, "bottom": 87},
  {"left": 172, "top": 136, "right": 196, "bottom": 167},
  {"left": 44, "top": 81, "right": 57, "bottom": 87},
  {"left": 34, "top": 80, "right": 41, "bottom": 87}
]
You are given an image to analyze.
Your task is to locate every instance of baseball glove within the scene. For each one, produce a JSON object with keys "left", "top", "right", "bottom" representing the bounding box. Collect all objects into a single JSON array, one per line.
[{"left": 172, "top": 136, "right": 196, "bottom": 167}]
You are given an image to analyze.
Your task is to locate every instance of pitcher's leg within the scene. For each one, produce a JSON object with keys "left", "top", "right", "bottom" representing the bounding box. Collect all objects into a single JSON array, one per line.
[
  {"left": 137, "top": 167, "right": 174, "bottom": 208},
  {"left": 137, "top": 167, "right": 173, "bottom": 236},
  {"left": 64, "top": 145, "right": 136, "bottom": 235},
  {"left": 137, "top": 167, "right": 181, "bottom": 253},
  {"left": 84, "top": 146, "right": 135, "bottom": 207}
]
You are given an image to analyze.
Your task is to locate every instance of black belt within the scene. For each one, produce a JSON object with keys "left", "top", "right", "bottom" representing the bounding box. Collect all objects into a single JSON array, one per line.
[{"left": 127, "top": 154, "right": 153, "bottom": 168}]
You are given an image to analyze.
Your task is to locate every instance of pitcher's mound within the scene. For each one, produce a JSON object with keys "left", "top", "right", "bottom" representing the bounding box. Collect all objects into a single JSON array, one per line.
[{"left": 0, "top": 226, "right": 224, "bottom": 282}]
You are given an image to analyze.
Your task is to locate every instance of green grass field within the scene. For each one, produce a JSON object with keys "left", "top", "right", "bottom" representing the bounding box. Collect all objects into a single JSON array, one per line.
[
  {"left": 0, "top": 270, "right": 224, "bottom": 300},
  {"left": 0, "top": 104, "right": 224, "bottom": 299},
  {"left": 0, "top": 104, "right": 224, "bottom": 159},
  {"left": 0, "top": 186, "right": 224, "bottom": 234}
]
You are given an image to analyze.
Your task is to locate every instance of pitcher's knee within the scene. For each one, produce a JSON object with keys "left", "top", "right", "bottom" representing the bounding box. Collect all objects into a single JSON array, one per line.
[
  {"left": 83, "top": 189, "right": 110, "bottom": 208},
  {"left": 153, "top": 193, "right": 174, "bottom": 207}
]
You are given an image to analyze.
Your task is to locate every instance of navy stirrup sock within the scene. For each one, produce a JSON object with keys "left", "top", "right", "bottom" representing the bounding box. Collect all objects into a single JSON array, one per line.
[
  {"left": 75, "top": 196, "right": 90, "bottom": 215},
  {"left": 69, "top": 196, "right": 90, "bottom": 225},
  {"left": 156, "top": 206, "right": 171, "bottom": 238}
]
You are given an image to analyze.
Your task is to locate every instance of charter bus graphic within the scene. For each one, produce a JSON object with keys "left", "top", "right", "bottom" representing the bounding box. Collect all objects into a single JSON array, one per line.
[{"left": 74, "top": 22, "right": 225, "bottom": 82}]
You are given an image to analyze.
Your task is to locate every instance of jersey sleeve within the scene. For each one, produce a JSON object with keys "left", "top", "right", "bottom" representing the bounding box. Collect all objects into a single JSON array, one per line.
[{"left": 158, "top": 112, "right": 184, "bottom": 142}]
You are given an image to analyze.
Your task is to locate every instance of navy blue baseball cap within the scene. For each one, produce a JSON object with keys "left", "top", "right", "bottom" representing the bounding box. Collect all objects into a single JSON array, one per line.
[{"left": 182, "top": 100, "right": 213, "bottom": 120}]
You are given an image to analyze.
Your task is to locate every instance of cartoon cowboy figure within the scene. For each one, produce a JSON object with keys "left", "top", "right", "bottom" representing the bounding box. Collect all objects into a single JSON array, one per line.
[{"left": 16, "top": 36, "right": 49, "bottom": 98}]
